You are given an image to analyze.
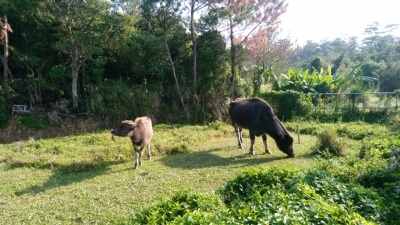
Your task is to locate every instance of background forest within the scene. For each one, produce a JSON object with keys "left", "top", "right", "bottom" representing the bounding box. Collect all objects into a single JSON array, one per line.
[{"left": 1, "top": 0, "right": 399, "bottom": 127}]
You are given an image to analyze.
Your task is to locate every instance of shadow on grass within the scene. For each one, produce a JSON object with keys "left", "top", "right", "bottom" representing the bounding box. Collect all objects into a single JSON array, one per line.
[
  {"left": 159, "top": 146, "right": 314, "bottom": 170},
  {"left": 14, "top": 160, "right": 121, "bottom": 196}
]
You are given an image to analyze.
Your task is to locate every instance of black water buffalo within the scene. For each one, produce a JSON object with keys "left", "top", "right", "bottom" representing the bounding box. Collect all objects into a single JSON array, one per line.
[
  {"left": 111, "top": 117, "right": 153, "bottom": 169},
  {"left": 229, "top": 98, "right": 295, "bottom": 157}
]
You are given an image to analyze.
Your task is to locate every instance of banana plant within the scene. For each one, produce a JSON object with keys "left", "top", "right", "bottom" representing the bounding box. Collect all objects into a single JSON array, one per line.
[
  {"left": 276, "top": 66, "right": 335, "bottom": 93},
  {"left": 275, "top": 62, "right": 379, "bottom": 94}
]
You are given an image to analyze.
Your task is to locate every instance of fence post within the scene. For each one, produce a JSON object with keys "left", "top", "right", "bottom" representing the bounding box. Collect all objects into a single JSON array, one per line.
[{"left": 296, "top": 124, "right": 300, "bottom": 144}]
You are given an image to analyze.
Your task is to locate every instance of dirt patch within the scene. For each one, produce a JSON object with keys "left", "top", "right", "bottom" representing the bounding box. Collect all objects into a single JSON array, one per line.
[{"left": 0, "top": 115, "right": 104, "bottom": 144}]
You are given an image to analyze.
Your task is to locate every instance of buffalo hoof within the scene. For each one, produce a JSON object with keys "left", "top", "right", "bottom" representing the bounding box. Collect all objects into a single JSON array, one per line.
[
  {"left": 248, "top": 151, "right": 255, "bottom": 155},
  {"left": 287, "top": 154, "right": 296, "bottom": 158},
  {"left": 265, "top": 150, "right": 272, "bottom": 154}
]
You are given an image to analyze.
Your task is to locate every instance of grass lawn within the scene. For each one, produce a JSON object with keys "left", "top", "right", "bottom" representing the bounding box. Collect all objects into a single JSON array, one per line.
[{"left": 1, "top": 122, "right": 329, "bottom": 224}]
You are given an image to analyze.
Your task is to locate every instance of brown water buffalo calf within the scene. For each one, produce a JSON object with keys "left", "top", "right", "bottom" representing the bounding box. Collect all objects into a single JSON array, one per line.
[
  {"left": 229, "top": 98, "right": 295, "bottom": 157},
  {"left": 111, "top": 117, "right": 153, "bottom": 169}
]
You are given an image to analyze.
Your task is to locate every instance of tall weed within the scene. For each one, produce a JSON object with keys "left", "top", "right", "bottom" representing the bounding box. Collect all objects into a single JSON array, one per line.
[{"left": 312, "top": 129, "right": 345, "bottom": 157}]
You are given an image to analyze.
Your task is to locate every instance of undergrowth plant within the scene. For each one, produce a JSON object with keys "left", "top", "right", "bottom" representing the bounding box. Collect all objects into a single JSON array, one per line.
[
  {"left": 128, "top": 167, "right": 386, "bottom": 224},
  {"left": 19, "top": 114, "right": 48, "bottom": 129},
  {"left": 312, "top": 129, "right": 345, "bottom": 157}
]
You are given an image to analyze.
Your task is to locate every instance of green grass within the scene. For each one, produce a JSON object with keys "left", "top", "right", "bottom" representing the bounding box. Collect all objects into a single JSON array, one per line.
[{"left": 0, "top": 122, "right": 365, "bottom": 224}]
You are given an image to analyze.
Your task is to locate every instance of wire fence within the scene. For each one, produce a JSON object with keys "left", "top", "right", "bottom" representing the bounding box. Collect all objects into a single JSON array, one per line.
[{"left": 306, "top": 92, "right": 399, "bottom": 112}]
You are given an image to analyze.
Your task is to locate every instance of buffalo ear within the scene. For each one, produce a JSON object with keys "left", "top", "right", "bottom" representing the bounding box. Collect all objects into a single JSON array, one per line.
[{"left": 130, "top": 123, "right": 136, "bottom": 130}]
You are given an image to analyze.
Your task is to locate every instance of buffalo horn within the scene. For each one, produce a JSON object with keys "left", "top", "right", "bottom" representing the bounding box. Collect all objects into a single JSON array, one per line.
[{"left": 276, "top": 118, "right": 293, "bottom": 138}]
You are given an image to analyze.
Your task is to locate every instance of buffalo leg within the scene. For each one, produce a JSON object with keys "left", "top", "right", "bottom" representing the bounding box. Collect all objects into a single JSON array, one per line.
[
  {"left": 138, "top": 150, "right": 143, "bottom": 167},
  {"left": 147, "top": 143, "right": 151, "bottom": 160},
  {"left": 134, "top": 150, "right": 140, "bottom": 169},
  {"left": 262, "top": 134, "right": 271, "bottom": 154},
  {"left": 238, "top": 128, "right": 244, "bottom": 147},
  {"left": 235, "top": 126, "right": 244, "bottom": 149},
  {"left": 249, "top": 130, "right": 255, "bottom": 155},
  {"left": 134, "top": 146, "right": 144, "bottom": 169}
]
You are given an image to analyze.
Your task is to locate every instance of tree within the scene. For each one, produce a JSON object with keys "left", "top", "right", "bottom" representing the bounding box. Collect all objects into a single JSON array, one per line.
[
  {"left": 187, "top": 0, "right": 210, "bottom": 104},
  {"left": 212, "top": 0, "right": 287, "bottom": 96},
  {"left": 247, "top": 32, "right": 296, "bottom": 95},
  {"left": 247, "top": 33, "right": 295, "bottom": 70},
  {"left": 380, "top": 63, "right": 400, "bottom": 92},
  {"left": 37, "top": 0, "right": 129, "bottom": 109},
  {"left": 0, "top": 16, "right": 12, "bottom": 99},
  {"left": 141, "top": 0, "right": 189, "bottom": 112},
  {"left": 310, "top": 57, "right": 322, "bottom": 73}
]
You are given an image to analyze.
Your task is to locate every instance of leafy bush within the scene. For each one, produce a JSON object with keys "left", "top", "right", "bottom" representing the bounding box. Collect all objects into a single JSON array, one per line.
[
  {"left": 207, "top": 120, "right": 226, "bottom": 130},
  {"left": 274, "top": 67, "right": 336, "bottom": 93},
  {"left": 0, "top": 95, "right": 9, "bottom": 129},
  {"left": 127, "top": 190, "right": 226, "bottom": 225},
  {"left": 304, "top": 109, "right": 393, "bottom": 124},
  {"left": 19, "top": 114, "right": 47, "bottom": 129},
  {"left": 219, "top": 167, "right": 295, "bottom": 204},
  {"left": 259, "top": 90, "right": 312, "bottom": 120},
  {"left": 359, "top": 135, "right": 400, "bottom": 160},
  {"left": 313, "top": 129, "right": 345, "bottom": 157},
  {"left": 316, "top": 131, "right": 400, "bottom": 224},
  {"left": 128, "top": 167, "right": 386, "bottom": 224}
]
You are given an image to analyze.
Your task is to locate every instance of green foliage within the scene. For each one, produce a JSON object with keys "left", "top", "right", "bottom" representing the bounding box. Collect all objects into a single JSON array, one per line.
[
  {"left": 0, "top": 95, "right": 9, "bottom": 129},
  {"left": 219, "top": 167, "right": 296, "bottom": 204},
  {"left": 128, "top": 190, "right": 226, "bottom": 225},
  {"left": 48, "top": 65, "right": 71, "bottom": 96},
  {"left": 290, "top": 33, "right": 399, "bottom": 93},
  {"left": 316, "top": 155, "right": 400, "bottom": 224},
  {"left": 130, "top": 167, "right": 386, "bottom": 224},
  {"left": 306, "top": 109, "right": 394, "bottom": 124},
  {"left": 311, "top": 57, "right": 322, "bottom": 72},
  {"left": 19, "top": 115, "right": 47, "bottom": 129},
  {"left": 336, "top": 62, "right": 379, "bottom": 93},
  {"left": 285, "top": 121, "right": 387, "bottom": 141},
  {"left": 312, "top": 129, "right": 345, "bottom": 157},
  {"left": 85, "top": 79, "right": 161, "bottom": 125},
  {"left": 253, "top": 66, "right": 274, "bottom": 96},
  {"left": 315, "top": 124, "right": 400, "bottom": 224},
  {"left": 277, "top": 62, "right": 379, "bottom": 95},
  {"left": 360, "top": 135, "right": 400, "bottom": 160},
  {"left": 207, "top": 120, "right": 225, "bottom": 130},
  {"left": 3, "top": 0, "right": 399, "bottom": 126},
  {"left": 259, "top": 91, "right": 312, "bottom": 120},
  {"left": 275, "top": 67, "right": 336, "bottom": 93},
  {"left": 380, "top": 62, "right": 400, "bottom": 92}
]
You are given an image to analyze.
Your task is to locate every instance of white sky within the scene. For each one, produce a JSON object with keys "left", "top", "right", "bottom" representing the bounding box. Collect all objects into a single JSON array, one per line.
[{"left": 279, "top": 0, "right": 400, "bottom": 46}]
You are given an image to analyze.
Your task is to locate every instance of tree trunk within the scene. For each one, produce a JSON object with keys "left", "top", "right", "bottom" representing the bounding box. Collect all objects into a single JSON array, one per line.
[
  {"left": 71, "top": 67, "right": 79, "bottom": 109},
  {"left": 71, "top": 46, "right": 80, "bottom": 109},
  {"left": 164, "top": 36, "right": 185, "bottom": 108},
  {"left": 190, "top": 2, "right": 197, "bottom": 105},
  {"left": 228, "top": 15, "right": 236, "bottom": 97},
  {"left": 164, "top": 36, "right": 190, "bottom": 118},
  {"left": 2, "top": 16, "right": 11, "bottom": 99}
]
